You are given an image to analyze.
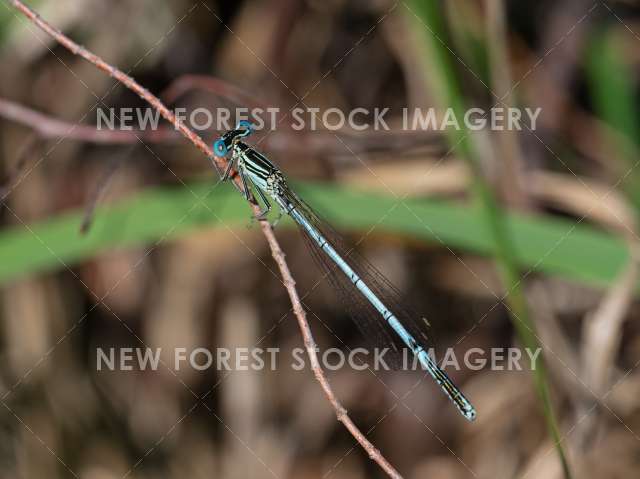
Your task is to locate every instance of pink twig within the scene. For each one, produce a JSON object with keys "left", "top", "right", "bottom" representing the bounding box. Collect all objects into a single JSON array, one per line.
[
  {"left": 261, "top": 223, "right": 402, "bottom": 479},
  {"left": 0, "top": 96, "right": 442, "bottom": 157},
  {"left": 10, "top": 0, "right": 215, "bottom": 163},
  {"left": 160, "top": 74, "right": 267, "bottom": 110},
  {"left": 9, "top": 1, "right": 402, "bottom": 477},
  {"left": 0, "top": 97, "right": 180, "bottom": 144}
]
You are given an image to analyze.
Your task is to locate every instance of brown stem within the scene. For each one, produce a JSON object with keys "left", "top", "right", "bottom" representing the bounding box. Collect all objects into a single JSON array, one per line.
[
  {"left": 261, "top": 222, "right": 403, "bottom": 479},
  {"left": 10, "top": 0, "right": 216, "bottom": 164},
  {"left": 0, "top": 97, "right": 180, "bottom": 144},
  {"left": 9, "top": 0, "right": 402, "bottom": 476},
  {"left": 0, "top": 96, "right": 443, "bottom": 156},
  {"left": 160, "top": 74, "right": 267, "bottom": 110}
]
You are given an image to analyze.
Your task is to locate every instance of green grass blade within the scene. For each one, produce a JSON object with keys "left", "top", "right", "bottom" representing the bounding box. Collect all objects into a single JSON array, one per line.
[
  {"left": 587, "top": 29, "right": 640, "bottom": 218},
  {"left": 0, "top": 181, "right": 629, "bottom": 289},
  {"left": 404, "top": 1, "right": 571, "bottom": 475}
]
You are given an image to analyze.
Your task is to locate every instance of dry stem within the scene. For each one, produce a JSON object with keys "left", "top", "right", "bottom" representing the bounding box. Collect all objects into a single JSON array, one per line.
[{"left": 8, "top": 1, "right": 402, "bottom": 476}]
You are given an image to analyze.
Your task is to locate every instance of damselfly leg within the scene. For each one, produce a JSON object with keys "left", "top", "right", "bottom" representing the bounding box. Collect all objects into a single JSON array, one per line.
[{"left": 252, "top": 182, "right": 272, "bottom": 220}]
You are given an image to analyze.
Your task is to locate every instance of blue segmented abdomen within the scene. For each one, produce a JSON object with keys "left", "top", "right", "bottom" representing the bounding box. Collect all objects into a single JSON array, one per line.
[{"left": 285, "top": 202, "right": 476, "bottom": 421}]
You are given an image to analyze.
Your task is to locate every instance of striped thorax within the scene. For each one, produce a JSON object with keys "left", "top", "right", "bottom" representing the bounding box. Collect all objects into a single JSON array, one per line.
[{"left": 233, "top": 142, "right": 287, "bottom": 200}]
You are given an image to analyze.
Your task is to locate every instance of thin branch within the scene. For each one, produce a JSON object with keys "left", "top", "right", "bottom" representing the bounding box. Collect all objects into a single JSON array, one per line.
[
  {"left": 577, "top": 247, "right": 640, "bottom": 448},
  {"left": 0, "top": 97, "right": 180, "bottom": 143},
  {"left": 261, "top": 222, "right": 403, "bottom": 479},
  {"left": 8, "top": 0, "right": 402, "bottom": 476},
  {"left": 10, "top": 0, "right": 217, "bottom": 166},
  {"left": 0, "top": 96, "right": 443, "bottom": 156},
  {"left": 486, "top": 0, "right": 531, "bottom": 209},
  {"left": 0, "top": 133, "right": 39, "bottom": 200},
  {"left": 160, "top": 74, "right": 267, "bottom": 110},
  {"left": 80, "top": 146, "right": 131, "bottom": 234}
]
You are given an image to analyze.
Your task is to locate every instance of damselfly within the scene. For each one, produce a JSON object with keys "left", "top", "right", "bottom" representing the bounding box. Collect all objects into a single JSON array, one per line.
[{"left": 213, "top": 121, "right": 476, "bottom": 421}]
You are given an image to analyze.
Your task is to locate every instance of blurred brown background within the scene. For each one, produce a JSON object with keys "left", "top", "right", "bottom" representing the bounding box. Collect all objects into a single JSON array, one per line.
[{"left": 1, "top": 1, "right": 640, "bottom": 478}]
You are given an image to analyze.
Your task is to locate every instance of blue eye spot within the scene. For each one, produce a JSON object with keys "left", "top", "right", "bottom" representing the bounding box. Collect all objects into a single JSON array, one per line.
[
  {"left": 213, "top": 139, "right": 228, "bottom": 156},
  {"left": 237, "top": 120, "right": 254, "bottom": 136}
]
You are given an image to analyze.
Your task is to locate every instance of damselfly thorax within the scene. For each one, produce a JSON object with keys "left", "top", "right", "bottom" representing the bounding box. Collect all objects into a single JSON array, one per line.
[{"left": 233, "top": 142, "right": 288, "bottom": 199}]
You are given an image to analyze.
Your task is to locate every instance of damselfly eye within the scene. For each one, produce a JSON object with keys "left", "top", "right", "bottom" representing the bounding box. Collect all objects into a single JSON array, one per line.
[
  {"left": 236, "top": 120, "right": 254, "bottom": 136},
  {"left": 213, "top": 139, "right": 228, "bottom": 156}
]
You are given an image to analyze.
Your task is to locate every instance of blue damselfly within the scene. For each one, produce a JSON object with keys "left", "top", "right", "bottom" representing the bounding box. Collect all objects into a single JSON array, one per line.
[{"left": 213, "top": 121, "right": 476, "bottom": 421}]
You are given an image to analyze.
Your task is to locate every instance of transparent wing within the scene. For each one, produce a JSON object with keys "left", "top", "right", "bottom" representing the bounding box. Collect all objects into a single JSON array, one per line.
[{"left": 281, "top": 187, "right": 432, "bottom": 369}]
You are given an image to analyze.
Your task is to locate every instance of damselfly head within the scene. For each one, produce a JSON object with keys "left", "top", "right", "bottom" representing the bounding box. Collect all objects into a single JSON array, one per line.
[
  {"left": 214, "top": 121, "right": 254, "bottom": 157},
  {"left": 213, "top": 139, "right": 228, "bottom": 157}
]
